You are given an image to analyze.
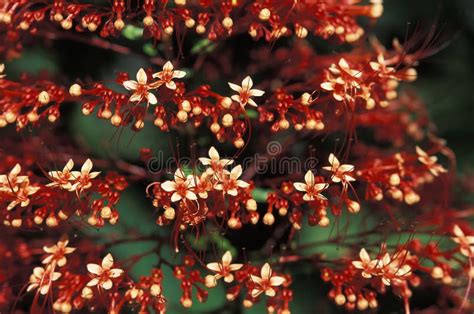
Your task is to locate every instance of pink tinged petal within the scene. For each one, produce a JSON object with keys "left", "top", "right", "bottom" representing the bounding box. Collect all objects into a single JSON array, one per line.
[
  {"left": 171, "top": 193, "right": 183, "bottom": 202},
  {"left": 214, "top": 184, "right": 223, "bottom": 191},
  {"left": 161, "top": 181, "right": 177, "bottom": 192},
  {"left": 320, "top": 82, "right": 334, "bottom": 91},
  {"left": 333, "top": 93, "right": 344, "bottom": 101},
  {"left": 304, "top": 170, "right": 315, "bottom": 186},
  {"left": 163, "top": 61, "right": 173, "bottom": 72},
  {"left": 174, "top": 169, "right": 187, "bottom": 181},
  {"left": 27, "top": 284, "right": 38, "bottom": 292},
  {"left": 352, "top": 261, "right": 363, "bottom": 269},
  {"left": 173, "top": 70, "right": 186, "bottom": 78},
  {"left": 102, "top": 253, "right": 114, "bottom": 269},
  {"left": 129, "top": 93, "right": 142, "bottom": 103},
  {"left": 382, "top": 278, "right": 391, "bottom": 286},
  {"left": 110, "top": 268, "right": 123, "bottom": 278},
  {"left": 251, "top": 288, "right": 263, "bottom": 298},
  {"left": 86, "top": 278, "right": 99, "bottom": 287},
  {"left": 123, "top": 80, "right": 138, "bottom": 90},
  {"left": 269, "top": 276, "right": 285, "bottom": 286},
  {"left": 220, "top": 159, "right": 233, "bottom": 166},
  {"left": 361, "top": 271, "right": 372, "bottom": 279},
  {"left": 81, "top": 159, "right": 93, "bottom": 174},
  {"left": 265, "top": 287, "right": 276, "bottom": 297},
  {"left": 359, "top": 248, "right": 370, "bottom": 263},
  {"left": 228, "top": 82, "right": 242, "bottom": 93},
  {"left": 222, "top": 251, "right": 232, "bottom": 265},
  {"left": 247, "top": 98, "right": 258, "bottom": 107},
  {"left": 224, "top": 274, "right": 234, "bottom": 283},
  {"left": 87, "top": 263, "right": 102, "bottom": 275},
  {"left": 293, "top": 182, "right": 307, "bottom": 192},
  {"left": 136, "top": 68, "right": 147, "bottom": 85},
  {"left": 166, "top": 81, "right": 177, "bottom": 90},
  {"left": 242, "top": 76, "right": 253, "bottom": 90},
  {"left": 314, "top": 183, "right": 328, "bottom": 192},
  {"left": 185, "top": 191, "right": 198, "bottom": 200},
  {"left": 303, "top": 194, "right": 313, "bottom": 201},
  {"left": 261, "top": 263, "right": 272, "bottom": 280},
  {"left": 207, "top": 262, "right": 221, "bottom": 272},
  {"left": 101, "top": 279, "right": 113, "bottom": 290},
  {"left": 147, "top": 92, "right": 158, "bottom": 105},
  {"left": 43, "top": 245, "right": 56, "bottom": 254},
  {"left": 250, "top": 89, "right": 265, "bottom": 97}
]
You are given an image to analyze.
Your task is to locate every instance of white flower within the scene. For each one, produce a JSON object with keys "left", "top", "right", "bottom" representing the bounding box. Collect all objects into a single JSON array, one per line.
[
  {"left": 161, "top": 169, "right": 197, "bottom": 202},
  {"left": 27, "top": 266, "right": 61, "bottom": 295},
  {"left": 42, "top": 235, "right": 76, "bottom": 267},
  {"left": 293, "top": 170, "right": 328, "bottom": 201},
  {"left": 123, "top": 68, "right": 158, "bottom": 104},
  {"left": 152, "top": 61, "right": 186, "bottom": 90},
  {"left": 199, "top": 146, "right": 233, "bottom": 174},
  {"left": 206, "top": 251, "right": 243, "bottom": 283},
  {"left": 322, "top": 153, "right": 355, "bottom": 185},
  {"left": 250, "top": 263, "right": 285, "bottom": 297},
  {"left": 451, "top": 225, "right": 474, "bottom": 257},
  {"left": 228, "top": 76, "right": 265, "bottom": 107},
  {"left": 47, "top": 159, "right": 75, "bottom": 190},
  {"left": 69, "top": 159, "right": 101, "bottom": 192},
  {"left": 214, "top": 165, "right": 249, "bottom": 196},
  {"left": 86, "top": 253, "right": 123, "bottom": 290},
  {"left": 415, "top": 146, "right": 447, "bottom": 177}
]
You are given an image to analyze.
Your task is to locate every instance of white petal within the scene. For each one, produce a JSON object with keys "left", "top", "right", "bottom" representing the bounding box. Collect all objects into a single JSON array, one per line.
[
  {"left": 123, "top": 80, "right": 138, "bottom": 91},
  {"left": 136, "top": 68, "right": 147, "bottom": 85},
  {"left": 228, "top": 82, "right": 242, "bottom": 93},
  {"left": 230, "top": 165, "right": 242, "bottom": 180},
  {"left": 173, "top": 70, "right": 186, "bottom": 78},
  {"left": 222, "top": 251, "right": 232, "bottom": 265},
  {"left": 261, "top": 263, "right": 271, "bottom": 279},
  {"left": 171, "top": 192, "right": 182, "bottom": 202},
  {"left": 81, "top": 159, "right": 93, "bottom": 174},
  {"left": 242, "top": 76, "right": 253, "bottom": 90},
  {"left": 161, "top": 181, "right": 177, "bottom": 192},
  {"left": 102, "top": 253, "right": 114, "bottom": 270},
  {"left": 166, "top": 81, "right": 177, "bottom": 90},
  {"left": 304, "top": 170, "right": 315, "bottom": 186},
  {"left": 209, "top": 147, "right": 220, "bottom": 160},
  {"left": 87, "top": 263, "right": 102, "bottom": 275},
  {"left": 250, "top": 89, "right": 265, "bottom": 97},
  {"left": 293, "top": 182, "right": 307, "bottom": 192},
  {"left": 163, "top": 61, "right": 173, "bottom": 72},
  {"left": 247, "top": 98, "right": 258, "bottom": 107},
  {"left": 147, "top": 92, "right": 158, "bottom": 105},
  {"left": 101, "top": 279, "right": 113, "bottom": 290}
]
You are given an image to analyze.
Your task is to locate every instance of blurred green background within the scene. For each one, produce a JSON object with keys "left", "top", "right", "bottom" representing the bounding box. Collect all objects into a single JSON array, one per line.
[{"left": 5, "top": 0, "right": 474, "bottom": 313}]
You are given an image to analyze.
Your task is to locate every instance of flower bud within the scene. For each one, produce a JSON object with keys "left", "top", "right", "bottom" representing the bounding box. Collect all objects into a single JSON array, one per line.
[
  {"left": 259, "top": 8, "right": 271, "bottom": 21},
  {"left": 38, "top": 91, "right": 50, "bottom": 104},
  {"left": 263, "top": 212, "right": 275, "bottom": 225},
  {"left": 69, "top": 83, "right": 82, "bottom": 96}
]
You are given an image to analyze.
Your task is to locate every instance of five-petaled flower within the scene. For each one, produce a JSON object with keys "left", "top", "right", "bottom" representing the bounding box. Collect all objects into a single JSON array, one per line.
[
  {"left": 123, "top": 68, "right": 158, "bottom": 104},
  {"left": 161, "top": 169, "right": 197, "bottom": 202},
  {"left": 415, "top": 146, "right": 447, "bottom": 177},
  {"left": 250, "top": 263, "right": 285, "bottom": 297},
  {"left": 47, "top": 159, "right": 75, "bottom": 190},
  {"left": 322, "top": 153, "right": 355, "bottom": 186},
  {"left": 42, "top": 235, "right": 76, "bottom": 267},
  {"left": 352, "top": 248, "right": 378, "bottom": 278},
  {"left": 293, "top": 170, "right": 328, "bottom": 201},
  {"left": 228, "top": 76, "right": 265, "bottom": 107},
  {"left": 206, "top": 251, "right": 243, "bottom": 283},
  {"left": 451, "top": 224, "right": 474, "bottom": 257},
  {"left": 320, "top": 58, "right": 362, "bottom": 102},
  {"left": 152, "top": 61, "right": 186, "bottom": 90},
  {"left": 0, "top": 164, "right": 39, "bottom": 210},
  {"left": 27, "top": 266, "right": 61, "bottom": 295},
  {"left": 199, "top": 146, "right": 233, "bottom": 175},
  {"left": 69, "top": 159, "right": 101, "bottom": 192},
  {"left": 87, "top": 253, "right": 123, "bottom": 290},
  {"left": 214, "top": 165, "right": 249, "bottom": 196}
]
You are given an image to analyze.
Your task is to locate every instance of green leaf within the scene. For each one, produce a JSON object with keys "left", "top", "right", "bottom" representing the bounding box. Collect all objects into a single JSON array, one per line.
[
  {"left": 143, "top": 43, "right": 158, "bottom": 56},
  {"left": 122, "top": 25, "right": 144, "bottom": 40},
  {"left": 252, "top": 188, "right": 272, "bottom": 202}
]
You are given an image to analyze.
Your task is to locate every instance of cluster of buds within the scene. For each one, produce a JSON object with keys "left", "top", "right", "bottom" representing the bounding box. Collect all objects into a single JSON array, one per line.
[
  {"left": 0, "top": 154, "right": 127, "bottom": 228},
  {"left": 0, "top": 0, "right": 383, "bottom": 45}
]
